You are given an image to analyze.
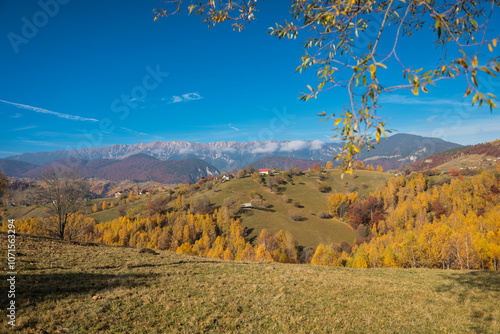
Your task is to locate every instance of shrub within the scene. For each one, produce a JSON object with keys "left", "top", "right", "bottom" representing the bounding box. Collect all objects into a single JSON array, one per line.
[
  {"left": 318, "top": 173, "right": 327, "bottom": 181},
  {"left": 282, "top": 195, "right": 291, "bottom": 203},
  {"left": 276, "top": 186, "right": 287, "bottom": 194},
  {"left": 318, "top": 182, "right": 331, "bottom": 193},
  {"left": 288, "top": 209, "right": 302, "bottom": 221},
  {"left": 293, "top": 201, "right": 302, "bottom": 208},
  {"left": 251, "top": 199, "right": 270, "bottom": 209},
  {"left": 318, "top": 211, "right": 331, "bottom": 219},
  {"left": 289, "top": 167, "right": 303, "bottom": 176},
  {"left": 274, "top": 175, "right": 287, "bottom": 185}
]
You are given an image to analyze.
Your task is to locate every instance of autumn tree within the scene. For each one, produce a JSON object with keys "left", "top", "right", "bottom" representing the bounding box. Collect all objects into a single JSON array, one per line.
[
  {"left": 102, "top": 201, "right": 108, "bottom": 210},
  {"left": 328, "top": 193, "right": 351, "bottom": 219},
  {"left": 92, "top": 204, "right": 99, "bottom": 213},
  {"left": 191, "top": 196, "right": 211, "bottom": 214},
  {"left": 377, "top": 166, "right": 384, "bottom": 173},
  {"left": 289, "top": 167, "right": 303, "bottom": 176},
  {"left": 354, "top": 161, "right": 365, "bottom": 170},
  {"left": 222, "top": 196, "right": 241, "bottom": 217},
  {"left": 155, "top": 1, "right": 499, "bottom": 170},
  {"left": 37, "top": 168, "right": 90, "bottom": 240},
  {"left": 326, "top": 161, "right": 334, "bottom": 170},
  {"left": 311, "top": 244, "right": 341, "bottom": 267},
  {"left": 147, "top": 195, "right": 171, "bottom": 216}
]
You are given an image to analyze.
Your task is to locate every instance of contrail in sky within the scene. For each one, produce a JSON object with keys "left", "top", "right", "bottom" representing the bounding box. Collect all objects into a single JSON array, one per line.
[{"left": 0, "top": 99, "right": 99, "bottom": 122}]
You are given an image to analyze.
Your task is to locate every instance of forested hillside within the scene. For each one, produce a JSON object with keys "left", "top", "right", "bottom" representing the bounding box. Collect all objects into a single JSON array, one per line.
[{"left": 3, "top": 164, "right": 499, "bottom": 270}]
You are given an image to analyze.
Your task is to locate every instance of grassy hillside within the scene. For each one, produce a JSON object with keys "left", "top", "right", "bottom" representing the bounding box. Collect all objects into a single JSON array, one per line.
[
  {"left": 1, "top": 234, "right": 498, "bottom": 333},
  {"left": 193, "top": 170, "right": 391, "bottom": 248}
]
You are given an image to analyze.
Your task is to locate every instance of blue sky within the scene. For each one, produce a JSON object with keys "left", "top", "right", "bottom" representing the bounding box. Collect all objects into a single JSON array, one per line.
[{"left": 1, "top": 0, "right": 499, "bottom": 158}]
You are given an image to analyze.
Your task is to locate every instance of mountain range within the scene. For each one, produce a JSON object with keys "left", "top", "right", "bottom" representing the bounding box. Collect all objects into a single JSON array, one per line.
[
  {"left": 0, "top": 154, "right": 219, "bottom": 184},
  {"left": 5, "top": 134, "right": 461, "bottom": 172}
]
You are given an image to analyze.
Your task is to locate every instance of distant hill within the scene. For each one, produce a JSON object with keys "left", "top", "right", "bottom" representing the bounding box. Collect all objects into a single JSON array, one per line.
[
  {"left": 84, "top": 154, "right": 219, "bottom": 184},
  {"left": 0, "top": 159, "right": 39, "bottom": 177},
  {"left": 249, "top": 156, "right": 326, "bottom": 170},
  {"left": 357, "top": 133, "right": 462, "bottom": 170},
  {"left": 20, "top": 157, "right": 89, "bottom": 178},
  {"left": 405, "top": 139, "right": 500, "bottom": 172},
  {"left": 1, "top": 155, "right": 219, "bottom": 184},
  {"left": 6, "top": 134, "right": 461, "bottom": 171}
]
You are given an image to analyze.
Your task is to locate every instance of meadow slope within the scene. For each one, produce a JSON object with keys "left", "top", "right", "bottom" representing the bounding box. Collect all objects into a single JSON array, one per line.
[{"left": 1, "top": 234, "right": 498, "bottom": 333}]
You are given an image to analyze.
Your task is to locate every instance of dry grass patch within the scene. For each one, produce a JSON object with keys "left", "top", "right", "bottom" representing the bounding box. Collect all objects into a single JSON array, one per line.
[{"left": 1, "top": 234, "right": 499, "bottom": 333}]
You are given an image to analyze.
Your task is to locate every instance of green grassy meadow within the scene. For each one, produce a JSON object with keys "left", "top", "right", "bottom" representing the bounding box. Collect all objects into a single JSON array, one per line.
[
  {"left": 193, "top": 170, "right": 390, "bottom": 248},
  {"left": 1, "top": 234, "right": 499, "bottom": 333}
]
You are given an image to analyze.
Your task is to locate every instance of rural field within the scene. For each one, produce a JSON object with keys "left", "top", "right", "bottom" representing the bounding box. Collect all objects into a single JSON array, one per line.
[
  {"left": 1, "top": 233, "right": 499, "bottom": 333},
  {"left": 1, "top": 0, "right": 500, "bottom": 332}
]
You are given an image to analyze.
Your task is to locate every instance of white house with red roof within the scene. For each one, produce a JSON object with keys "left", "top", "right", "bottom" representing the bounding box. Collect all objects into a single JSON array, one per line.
[{"left": 259, "top": 169, "right": 269, "bottom": 175}]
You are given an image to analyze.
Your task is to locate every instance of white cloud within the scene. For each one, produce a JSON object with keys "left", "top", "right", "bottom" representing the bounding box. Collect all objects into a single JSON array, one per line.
[
  {"left": 20, "top": 139, "right": 65, "bottom": 147},
  {"left": 279, "top": 140, "right": 309, "bottom": 152},
  {"left": 168, "top": 92, "right": 202, "bottom": 104},
  {"left": 12, "top": 125, "right": 37, "bottom": 131},
  {"left": 228, "top": 124, "right": 239, "bottom": 131},
  {"left": 251, "top": 142, "right": 279, "bottom": 154},
  {"left": 11, "top": 113, "right": 22, "bottom": 118},
  {"left": 182, "top": 93, "right": 202, "bottom": 101},
  {"left": 120, "top": 127, "right": 148, "bottom": 137},
  {"left": 310, "top": 139, "right": 325, "bottom": 150},
  {"left": 379, "top": 94, "right": 468, "bottom": 106},
  {"left": 414, "top": 117, "right": 500, "bottom": 138},
  {"left": 171, "top": 96, "right": 183, "bottom": 103},
  {"left": 324, "top": 135, "right": 341, "bottom": 143},
  {"left": 0, "top": 99, "right": 99, "bottom": 122},
  {"left": 426, "top": 115, "right": 438, "bottom": 123}
]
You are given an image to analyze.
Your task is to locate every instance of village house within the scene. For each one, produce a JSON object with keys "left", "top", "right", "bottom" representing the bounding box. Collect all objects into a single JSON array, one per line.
[{"left": 259, "top": 169, "right": 269, "bottom": 175}]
